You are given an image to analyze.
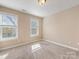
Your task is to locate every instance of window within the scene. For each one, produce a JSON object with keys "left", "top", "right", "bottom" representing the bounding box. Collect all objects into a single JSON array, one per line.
[
  {"left": 30, "top": 17, "right": 39, "bottom": 37},
  {"left": 0, "top": 13, "right": 18, "bottom": 41}
]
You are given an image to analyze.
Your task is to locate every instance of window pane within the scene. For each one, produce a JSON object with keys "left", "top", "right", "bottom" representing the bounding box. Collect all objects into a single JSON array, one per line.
[
  {"left": 0, "top": 14, "right": 2, "bottom": 25},
  {"left": 32, "top": 20, "right": 37, "bottom": 28},
  {"left": 32, "top": 28, "right": 37, "bottom": 34},
  {"left": 2, "top": 27, "right": 16, "bottom": 38},
  {"left": 3, "top": 14, "right": 16, "bottom": 26},
  {"left": 0, "top": 27, "right": 2, "bottom": 40}
]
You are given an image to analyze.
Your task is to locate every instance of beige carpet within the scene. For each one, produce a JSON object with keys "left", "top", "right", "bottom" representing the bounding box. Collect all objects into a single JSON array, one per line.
[{"left": 0, "top": 41, "right": 79, "bottom": 59}]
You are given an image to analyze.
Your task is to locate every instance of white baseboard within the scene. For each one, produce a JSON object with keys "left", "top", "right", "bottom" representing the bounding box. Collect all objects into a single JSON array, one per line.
[
  {"left": 0, "top": 40, "right": 42, "bottom": 51},
  {"left": 44, "top": 40, "right": 79, "bottom": 51},
  {"left": 0, "top": 42, "right": 27, "bottom": 51}
]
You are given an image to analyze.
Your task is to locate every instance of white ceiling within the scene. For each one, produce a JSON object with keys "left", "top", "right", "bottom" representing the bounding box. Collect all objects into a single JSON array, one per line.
[{"left": 0, "top": 0, "right": 79, "bottom": 17}]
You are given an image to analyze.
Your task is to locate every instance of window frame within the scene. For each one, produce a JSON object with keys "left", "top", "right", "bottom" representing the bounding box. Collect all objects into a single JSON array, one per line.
[
  {"left": 30, "top": 17, "right": 39, "bottom": 37},
  {"left": 0, "top": 12, "right": 18, "bottom": 41}
]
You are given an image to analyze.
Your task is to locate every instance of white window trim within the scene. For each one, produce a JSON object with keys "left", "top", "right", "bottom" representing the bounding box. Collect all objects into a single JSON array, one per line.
[{"left": 0, "top": 12, "right": 18, "bottom": 41}]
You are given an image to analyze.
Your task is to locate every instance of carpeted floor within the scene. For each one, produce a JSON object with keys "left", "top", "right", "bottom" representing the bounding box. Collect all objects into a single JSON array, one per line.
[{"left": 0, "top": 41, "right": 79, "bottom": 59}]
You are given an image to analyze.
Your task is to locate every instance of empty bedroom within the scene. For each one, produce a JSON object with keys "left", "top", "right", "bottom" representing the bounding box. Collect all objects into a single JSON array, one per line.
[{"left": 0, "top": 0, "right": 79, "bottom": 59}]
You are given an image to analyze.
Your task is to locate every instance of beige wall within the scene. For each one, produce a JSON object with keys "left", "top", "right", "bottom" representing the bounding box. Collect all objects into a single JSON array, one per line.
[
  {"left": 0, "top": 6, "right": 43, "bottom": 48},
  {"left": 43, "top": 5, "right": 79, "bottom": 49}
]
